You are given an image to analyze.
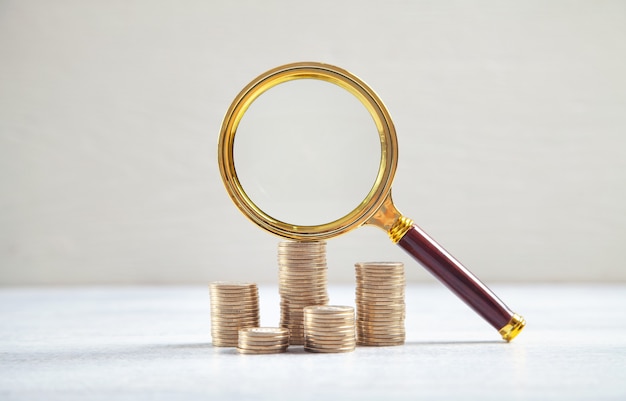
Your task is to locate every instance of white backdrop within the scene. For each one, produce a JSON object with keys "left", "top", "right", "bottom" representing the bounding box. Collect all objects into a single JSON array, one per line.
[{"left": 1, "top": 0, "right": 625, "bottom": 285}]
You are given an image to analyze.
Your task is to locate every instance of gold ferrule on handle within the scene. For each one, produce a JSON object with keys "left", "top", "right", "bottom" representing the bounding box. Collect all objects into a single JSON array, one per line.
[
  {"left": 388, "top": 215, "right": 414, "bottom": 244},
  {"left": 499, "top": 314, "right": 526, "bottom": 342}
]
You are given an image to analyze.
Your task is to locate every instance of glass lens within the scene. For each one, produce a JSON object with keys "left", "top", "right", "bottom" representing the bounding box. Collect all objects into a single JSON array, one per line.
[{"left": 233, "top": 78, "right": 381, "bottom": 226}]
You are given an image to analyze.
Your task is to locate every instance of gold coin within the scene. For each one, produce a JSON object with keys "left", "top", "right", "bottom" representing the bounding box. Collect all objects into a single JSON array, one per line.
[
  {"left": 241, "top": 327, "right": 288, "bottom": 336},
  {"left": 278, "top": 258, "right": 326, "bottom": 264},
  {"left": 356, "top": 267, "right": 404, "bottom": 272},
  {"left": 210, "top": 301, "right": 258, "bottom": 308},
  {"left": 356, "top": 318, "right": 405, "bottom": 325},
  {"left": 279, "top": 257, "right": 325, "bottom": 262},
  {"left": 279, "top": 277, "right": 327, "bottom": 282},
  {"left": 357, "top": 341, "right": 404, "bottom": 347},
  {"left": 209, "top": 281, "right": 256, "bottom": 287},
  {"left": 210, "top": 313, "right": 259, "bottom": 320},
  {"left": 355, "top": 275, "right": 404, "bottom": 281},
  {"left": 356, "top": 271, "right": 404, "bottom": 277},
  {"left": 210, "top": 308, "right": 259, "bottom": 315},
  {"left": 304, "top": 317, "right": 355, "bottom": 323},
  {"left": 304, "top": 314, "right": 354, "bottom": 321},
  {"left": 304, "top": 305, "right": 353, "bottom": 314},
  {"left": 356, "top": 308, "right": 405, "bottom": 314},
  {"left": 279, "top": 272, "right": 327, "bottom": 278},
  {"left": 278, "top": 245, "right": 326, "bottom": 251},
  {"left": 304, "top": 337, "right": 356, "bottom": 345},
  {"left": 356, "top": 333, "right": 405, "bottom": 339},
  {"left": 357, "top": 338, "right": 405, "bottom": 342},
  {"left": 279, "top": 262, "right": 326, "bottom": 268},
  {"left": 357, "top": 332, "right": 405, "bottom": 338},
  {"left": 237, "top": 341, "right": 289, "bottom": 350},
  {"left": 279, "top": 262, "right": 326, "bottom": 267},
  {"left": 357, "top": 334, "right": 405, "bottom": 339},
  {"left": 357, "top": 333, "right": 405, "bottom": 340},
  {"left": 210, "top": 293, "right": 258, "bottom": 298},
  {"left": 279, "top": 274, "right": 327, "bottom": 281},
  {"left": 279, "top": 282, "right": 327, "bottom": 288},
  {"left": 356, "top": 287, "right": 405, "bottom": 295},
  {"left": 211, "top": 320, "right": 259, "bottom": 327},
  {"left": 356, "top": 298, "right": 405, "bottom": 305},
  {"left": 305, "top": 335, "right": 356, "bottom": 344},
  {"left": 356, "top": 281, "right": 405, "bottom": 288},
  {"left": 355, "top": 275, "right": 404, "bottom": 282},
  {"left": 238, "top": 333, "right": 290, "bottom": 341},
  {"left": 209, "top": 285, "right": 258, "bottom": 290},
  {"left": 304, "top": 348, "right": 354, "bottom": 353},
  {"left": 210, "top": 290, "right": 258, "bottom": 296},
  {"left": 278, "top": 244, "right": 326, "bottom": 250},
  {"left": 356, "top": 325, "right": 405, "bottom": 332},
  {"left": 355, "top": 305, "right": 405, "bottom": 311},
  {"left": 237, "top": 347, "right": 288, "bottom": 355},
  {"left": 356, "top": 305, "right": 405, "bottom": 313},
  {"left": 355, "top": 261, "right": 403, "bottom": 267},
  {"left": 356, "top": 295, "right": 405, "bottom": 301},
  {"left": 238, "top": 340, "right": 288, "bottom": 348},
  {"left": 305, "top": 340, "right": 356, "bottom": 348},
  {"left": 356, "top": 291, "right": 405, "bottom": 297},
  {"left": 304, "top": 344, "right": 355, "bottom": 352},
  {"left": 209, "top": 291, "right": 257, "bottom": 297},
  {"left": 305, "top": 325, "right": 354, "bottom": 331},
  {"left": 279, "top": 270, "right": 327, "bottom": 276},
  {"left": 281, "top": 300, "right": 328, "bottom": 307},
  {"left": 238, "top": 338, "right": 290, "bottom": 344},
  {"left": 239, "top": 341, "right": 289, "bottom": 348},
  {"left": 304, "top": 317, "right": 353, "bottom": 325},
  {"left": 356, "top": 309, "right": 404, "bottom": 315}
]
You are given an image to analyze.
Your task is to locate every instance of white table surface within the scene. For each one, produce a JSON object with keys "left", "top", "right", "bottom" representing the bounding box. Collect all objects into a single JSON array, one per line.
[{"left": 1, "top": 284, "right": 624, "bottom": 400}]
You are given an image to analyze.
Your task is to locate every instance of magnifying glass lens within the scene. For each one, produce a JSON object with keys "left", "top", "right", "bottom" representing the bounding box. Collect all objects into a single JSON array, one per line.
[{"left": 234, "top": 79, "right": 380, "bottom": 226}]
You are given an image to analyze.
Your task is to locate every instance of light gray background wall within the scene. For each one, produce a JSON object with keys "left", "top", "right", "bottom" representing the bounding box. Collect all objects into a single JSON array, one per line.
[{"left": 1, "top": 0, "right": 625, "bottom": 285}]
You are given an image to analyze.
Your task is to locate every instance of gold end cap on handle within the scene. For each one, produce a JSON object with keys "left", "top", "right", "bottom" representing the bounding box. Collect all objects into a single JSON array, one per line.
[{"left": 499, "top": 313, "right": 526, "bottom": 342}]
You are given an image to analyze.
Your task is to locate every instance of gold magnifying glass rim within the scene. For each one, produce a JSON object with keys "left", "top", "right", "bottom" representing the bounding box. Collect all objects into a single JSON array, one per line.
[{"left": 218, "top": 61, "right": 398, "bottom": 240}]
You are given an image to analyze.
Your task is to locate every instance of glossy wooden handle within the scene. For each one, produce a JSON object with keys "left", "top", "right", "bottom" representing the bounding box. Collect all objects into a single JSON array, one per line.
[{"left": 398, "top": 224, "right": 514, "bottom": 331}]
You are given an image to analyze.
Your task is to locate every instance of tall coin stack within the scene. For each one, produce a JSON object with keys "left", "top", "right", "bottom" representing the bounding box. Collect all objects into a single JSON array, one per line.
[
  {"left": 209, "top": 281, "right": 260, "bottom": 347},
  {"left": 303, "top": 305, "right": 356, "bottom": 353},
  {"left": 278, "top": 241, "right": 329, "bottom": 345},
  {"left": 355, "top": 262, "right": 406, "bottom": 346}
]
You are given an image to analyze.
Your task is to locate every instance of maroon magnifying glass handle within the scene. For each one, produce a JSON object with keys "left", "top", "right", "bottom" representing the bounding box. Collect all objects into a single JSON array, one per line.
[{"left": 398, "top": 224, "right": 525, "bottom": 341}]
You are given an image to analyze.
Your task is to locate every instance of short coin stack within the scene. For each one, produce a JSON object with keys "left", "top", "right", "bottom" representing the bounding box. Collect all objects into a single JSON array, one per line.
[
  {"left": 303, "top": 305, "right": 356, "bottom": 353},
  {"left": 278, "top": 241, "right": 329, "bottom": 345},
  {"left": 355, "top": 262, "right": 406, "bottom": 346},
  {"left": 209, "top": 281, "right": 260, "bottom": 347},
  {"left": 237, "top": 327, "right": 290, "bottom": 354}
]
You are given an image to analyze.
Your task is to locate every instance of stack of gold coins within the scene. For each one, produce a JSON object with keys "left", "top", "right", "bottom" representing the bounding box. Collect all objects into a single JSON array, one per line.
[
  {"left": 237, "top": 327, "right": 290, "bottom": 354},
  {"left": 209, "top": 281, "right": 260, "bottom": 347},
  {"left": 278, "top": 241, "right": 329, "bottom": 345},
  {"left": 355, "top": 262, "right": 406, "bottom": 346},
  {"left": 303, "top": 305, "right": 356, "bottom": 353}
]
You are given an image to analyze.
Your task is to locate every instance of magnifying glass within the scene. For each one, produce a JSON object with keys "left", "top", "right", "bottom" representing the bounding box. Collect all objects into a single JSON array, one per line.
[{"left": 218, "top": 62, "right": 525, "bottom": 341}]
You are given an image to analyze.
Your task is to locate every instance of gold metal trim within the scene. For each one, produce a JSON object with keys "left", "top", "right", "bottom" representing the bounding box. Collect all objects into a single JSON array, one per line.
[
  {"left": 499, "top": 314, "right": 526, "bottom": 342},
  {"left": 388, "top": 216, "right": 414, "bottom": 244},
  {"left": 363, "top": 192, "right": 413, "bottom": 243},
  {"left": 218, "top": 62, "right": 399, "bottom": 240}
]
